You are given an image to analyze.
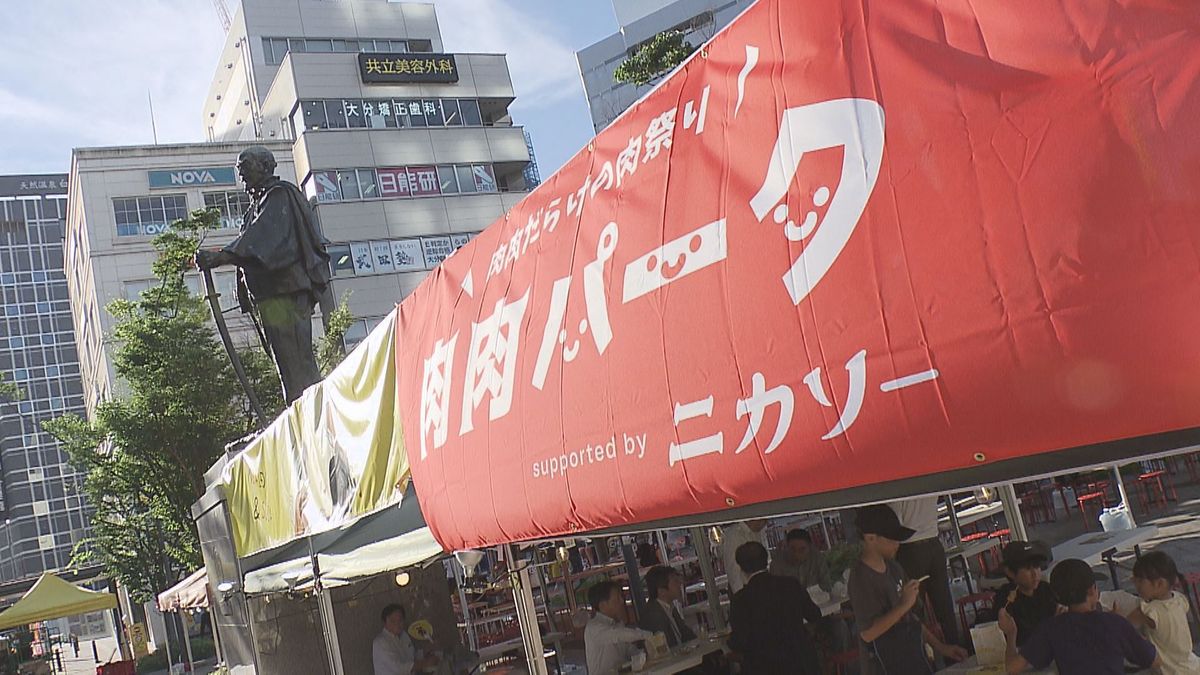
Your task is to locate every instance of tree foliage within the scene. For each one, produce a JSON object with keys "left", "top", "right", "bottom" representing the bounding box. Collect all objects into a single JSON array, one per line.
[
  {"left": 43, "top": 209, "right": 268, "bottom": 602},
  {"left": 0, "top": 372, "right": 20, "bottom": 402},
  {"left": 614, "top": 30, "right": 696, "bottom": 87},
  {"left": 316, "top": 295, "right": 355, "bottom": 376}
]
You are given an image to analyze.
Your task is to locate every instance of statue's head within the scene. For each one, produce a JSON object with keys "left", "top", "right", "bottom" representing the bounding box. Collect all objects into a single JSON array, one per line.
[{"left": 237, "top": 146, "right": 278, "bottom": 189}]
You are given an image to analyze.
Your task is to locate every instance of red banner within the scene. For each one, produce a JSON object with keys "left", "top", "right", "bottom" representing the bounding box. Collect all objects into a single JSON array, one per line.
[{"left": 396, "top": 0, "right": 1200, "bottom": 551}]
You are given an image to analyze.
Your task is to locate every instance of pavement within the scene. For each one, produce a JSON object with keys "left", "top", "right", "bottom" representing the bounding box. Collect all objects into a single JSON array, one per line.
[{"left": 1019, "top": 467, "right": 1200, "bottom": 595}]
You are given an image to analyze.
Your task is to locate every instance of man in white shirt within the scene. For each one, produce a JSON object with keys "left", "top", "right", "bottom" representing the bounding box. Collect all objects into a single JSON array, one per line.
[
  {"left": 585, "top": 580, "right": 653, "bottom": 675},
  {"left": 890, "top": 496, "right": 959, "bottom": 646},
  {"left": 721, "top": 520, "right": 769, "bottom": 594},
  {"left": 372, "top": 604, "right": 438, "bottom": 675}
]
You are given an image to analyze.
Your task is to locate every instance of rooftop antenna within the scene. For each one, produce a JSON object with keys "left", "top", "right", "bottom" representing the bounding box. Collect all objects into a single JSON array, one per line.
[
  {"left": 212, "top": 0, "right": 232, "bottom": 32},
  {"left": 147, "top": 91, "right": 159, "bottom": 145}
]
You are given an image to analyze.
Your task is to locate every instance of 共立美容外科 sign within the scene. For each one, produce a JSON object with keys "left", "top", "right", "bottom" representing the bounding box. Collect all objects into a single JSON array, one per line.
[
  {"left": 148, "top": 167, "right": 237, "bottom": 190},
  {"left": 359, "top": 53, "right": 458, "bottom": 84}
]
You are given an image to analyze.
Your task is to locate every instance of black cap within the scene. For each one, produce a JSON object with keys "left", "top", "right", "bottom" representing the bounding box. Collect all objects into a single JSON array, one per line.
[
  {"left": 1001, "top": 541, "right": 1052, "bottom": 569},
  {"left": 856, "top": 505, "right": 916, "bottom": 542},
  {"left": 1049, "top": 559, "right": 1099, "bottom": 605}
]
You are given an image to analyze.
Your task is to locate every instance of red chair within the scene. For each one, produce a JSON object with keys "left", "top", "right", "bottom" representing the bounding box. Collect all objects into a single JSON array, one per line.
[
  {"left": 1175, "top": 453, "right": 1200, "bottom": 484},
  {"left": 957, "top": 592, "right": 996, "bottom": 639},
  {"left": 1019, "top": 488, "right": 1054, "bottom": 524},
  {"left": 1077, "top": 492, "right": 1105, "bottom": 531}
]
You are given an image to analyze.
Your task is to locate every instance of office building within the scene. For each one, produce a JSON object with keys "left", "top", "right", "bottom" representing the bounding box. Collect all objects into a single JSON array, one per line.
[
  {"left": 67, "top": 0, "right": 531, "bottom": 411},
  {"left": 0, "top": 175, "right": 107, "bottom": 637},
  {"left": 576, "top": 0, "right": 753, "bottom": 132},
  {"left": 65, "top": 142, "right": 295, "bottom": 414}
]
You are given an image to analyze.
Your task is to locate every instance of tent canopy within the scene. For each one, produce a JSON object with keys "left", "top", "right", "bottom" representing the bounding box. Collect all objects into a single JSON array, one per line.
[
  {"left": 157, "top": 568, "right": 209, "bottom": 613},
  {"left": 0, "top": 574, "right": 116, "bottom": 630}
]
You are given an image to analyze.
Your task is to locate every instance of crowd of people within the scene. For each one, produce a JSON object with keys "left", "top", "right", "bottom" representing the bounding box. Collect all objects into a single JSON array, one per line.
[{"left": 579, "top": 502, "right": 1200, "bottom": 675}]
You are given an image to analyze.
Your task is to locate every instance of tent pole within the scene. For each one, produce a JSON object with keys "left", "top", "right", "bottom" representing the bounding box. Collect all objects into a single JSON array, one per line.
[
  {"left": 690, "top": 527, "right": 726, "bottom": 631},
  {"left": 181, "top": 613, "right": 194, "bottom": 673},
  {"left": 506, "top": 544, "right": 548, "bottom": 675},
  {"left": 1112, "top": 465, "right": 1137, "bottom": 527},
  {"left": 999, "top": 484, "right": 1029, "bottom": 542},
  {"left": 454, "top": 562, "right": 477, "bottom": 651}
]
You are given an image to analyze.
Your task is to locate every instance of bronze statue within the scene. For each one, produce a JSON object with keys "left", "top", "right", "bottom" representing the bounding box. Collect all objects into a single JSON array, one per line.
[{"left": 196, "top": 146, "right": 331, "bottom": 405}]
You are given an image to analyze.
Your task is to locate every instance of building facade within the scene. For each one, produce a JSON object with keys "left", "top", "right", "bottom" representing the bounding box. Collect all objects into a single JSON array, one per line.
[
  {"left": 65, "top": 142, "right": 296, "bottom": 415},
  {"left": 576, "top": 0, "right": 753, "bottom": 132},
  {"left": 206, "top": 0, "right": 532, "bottom": 339},
  {"left": 67, "top": 0, "right": 532, "bottom": 416},
  {"left": 0, "top": 176, "right": 93, "bottom": 589}
]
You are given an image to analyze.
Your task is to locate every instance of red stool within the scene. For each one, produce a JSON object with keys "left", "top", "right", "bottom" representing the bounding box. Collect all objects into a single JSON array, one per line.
[
  {"left": 1077, "top": 492, "right": 1105, "bottom": 531},
  {"left": 1137, "top": 470, "right": 1175, "bottom": 511}
]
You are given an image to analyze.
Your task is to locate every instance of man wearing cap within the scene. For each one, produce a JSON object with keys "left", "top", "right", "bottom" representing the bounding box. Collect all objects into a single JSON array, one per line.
[
  {"left": 992, "top": 541, "right": 1057, "bottom": 646},
  {"left": 849, "top": 505, "right": 967, "bottom": 674},
  {"left": 999, "top": 558, "right": 1158, "bottom": 674},
  {"left": 889, "top": 496, "right": 959, "bottom": 646}
]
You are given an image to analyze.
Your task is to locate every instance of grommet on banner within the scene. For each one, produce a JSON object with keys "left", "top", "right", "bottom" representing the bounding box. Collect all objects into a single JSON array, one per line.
[
  {"left": 701, "top": 49, "right": 709, "bottom": 58},
  {"left": 725, "top": 497, "right": 736, "bottom": 506},
  {"left": 973, "top": 452, "right": 987, "bottom": 463}
]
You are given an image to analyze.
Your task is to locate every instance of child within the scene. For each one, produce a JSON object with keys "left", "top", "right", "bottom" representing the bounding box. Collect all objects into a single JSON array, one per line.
[
  {"left": 848, "top": 504, "right": 967, "bottom": 674},
  {"left": 993, "top": 541, "right": 1058, "bottom": 646},
  {"left": 999, "top": 558, "right": 1159, "bottom": 674},
  {"left": 1126, "top": 551, "right": 1200, "bottom": 674}
]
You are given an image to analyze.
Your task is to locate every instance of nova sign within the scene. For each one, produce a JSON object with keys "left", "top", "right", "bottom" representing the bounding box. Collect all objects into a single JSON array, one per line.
[{"left": 148, "top": 167, "right": 238, "bottom": 189}]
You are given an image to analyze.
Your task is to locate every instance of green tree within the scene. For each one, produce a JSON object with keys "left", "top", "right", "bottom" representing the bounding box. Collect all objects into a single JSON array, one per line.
[
  {"left": 614, "top": 30, "right": 696, "bottom": 87},
  {"left": 43, "top": 209, "right": 269, "bottom": 602},
  {"left": 0, "top": 372, "right": 20, "bottom": 402},
  {"left": 316, "top": 295, "right": 355, "bottom": 376}
]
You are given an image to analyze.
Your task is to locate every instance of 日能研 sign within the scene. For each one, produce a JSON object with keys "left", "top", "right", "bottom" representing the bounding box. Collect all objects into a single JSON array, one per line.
[{"left": 148, "top": 167, "right": 237, "bottom": 190}]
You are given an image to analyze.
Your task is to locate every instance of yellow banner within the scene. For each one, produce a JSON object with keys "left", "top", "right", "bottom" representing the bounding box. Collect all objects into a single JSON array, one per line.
[{"left": 223, "top": 312, "right": 409, "bottom": 557}]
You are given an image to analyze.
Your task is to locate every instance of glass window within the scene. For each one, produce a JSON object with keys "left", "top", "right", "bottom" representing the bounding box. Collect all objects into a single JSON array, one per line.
[
  {"left": 325, "top": 99, "right": 348, "bottom": 129},
  {"left": 306, "top": 39, "right": 333, "bottom": 53},
  {"left": 422, "top": 99, "right": 444, "bottom": 126},
  {"left": 344, "top": 320, "right": 369, "bottom": 348},
  {"left": 337, "top": 170, "right": 361, "bottom": 200},
  {"left": 455, "top": 165, "right": 478, "bottom": 194},
  {"left": 310, "top": 171, "right": 342, "bottom": 203},
  {"left": 459, "top": 99, "right": 482, "bottom": 126},
  {"left": 203, "top": 191, "right": 251, "bottom": 229},
  {"left": 473, "top": 164, "right": 498, "bottom": 192},
  {"left": 342, "top": 99, "right": 365, "bottom": 128},
  {"left": 409, "top": 39, "right": 433, "bottom": 53},
  {"left": 364, "top": 99, "right": 393, "bottom": 128},
  {"left": 331, "top": 40, "right": 348, "bottom": 52},
  {"left": 357, "top": 169, "right": 378, "bottom": 199},
  {"left": 441, "top": 99, "right": 462, "bottom": 126},
  {"left": 301, "top": 100, "right": 328, "bottom": 130},
  {"left": 112, "top": 195, "right": 187, "bottom": 237},
  {"left": 390, "top": 40, "right": 408, "bottom": 53},
  {"left": 437, "top": 166, "right": 459, "bottom": 194},
  {"left": 328, "top": 244, "right": 354, "bottom": 277},
  {"left": 288, "top": 38, "right": 307, "bottom": 53},
  {"left": 399, "top": 99, "right": 425, "bottom": 127},
  {"left": 344, "top": 40, "right": 360, "bottom": 52}
]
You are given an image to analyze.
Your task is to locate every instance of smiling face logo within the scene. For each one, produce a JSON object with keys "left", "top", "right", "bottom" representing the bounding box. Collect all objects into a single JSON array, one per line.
[
  {"left": 749, "top": 98, "right": 886, "bottom": 305},
  {"left": 622, "top": 219, "right": 728, "bottom": 303}
]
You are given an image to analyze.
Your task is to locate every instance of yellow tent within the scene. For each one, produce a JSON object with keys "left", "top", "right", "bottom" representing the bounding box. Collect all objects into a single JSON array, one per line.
[{"left": 0, "top": 574, "right": 117, "bottom": 630}]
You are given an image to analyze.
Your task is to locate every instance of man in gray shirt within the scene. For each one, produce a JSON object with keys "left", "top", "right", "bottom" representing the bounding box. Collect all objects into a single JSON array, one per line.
[{"left": 770, "top": 529, "right": 833, "bottom": 592}]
